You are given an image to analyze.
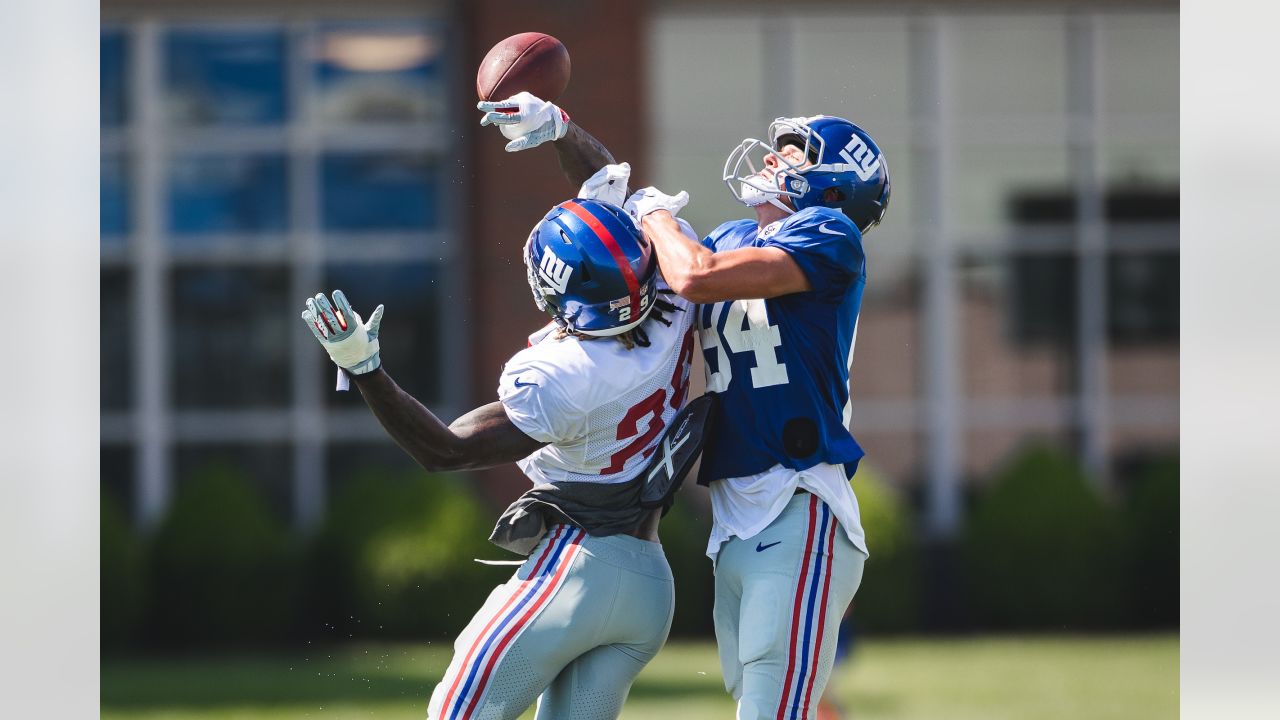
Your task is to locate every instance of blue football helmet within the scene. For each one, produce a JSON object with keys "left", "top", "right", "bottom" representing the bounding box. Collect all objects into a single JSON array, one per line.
[
  {"left": 723, "top": 115, "right": 891, "bottom": 232},
  {"left": 524, "top": 198, "right": 659, "bottom": 337}
]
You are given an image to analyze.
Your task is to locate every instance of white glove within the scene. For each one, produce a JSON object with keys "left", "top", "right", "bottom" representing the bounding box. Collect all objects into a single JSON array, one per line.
[
  {"left": 577, "top": 162, "right": 631, "bottom": 207},
  {"left": 624, "top": 186, "right": 690, "bottom": 222},
  {"left": 477, "top": 92, "right": 570, "bottom": 152},
  {"left": 301, "top": 290, "right": 384, "bottom": 375}
]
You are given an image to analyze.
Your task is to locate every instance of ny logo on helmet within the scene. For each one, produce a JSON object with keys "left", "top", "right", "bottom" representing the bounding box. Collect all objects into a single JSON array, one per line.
[
  {"left": 538, "top": 247, "right": 573, "bottom": 293},
  {"left": 837, "top": 136, "right": 882, "bottom": 181}
]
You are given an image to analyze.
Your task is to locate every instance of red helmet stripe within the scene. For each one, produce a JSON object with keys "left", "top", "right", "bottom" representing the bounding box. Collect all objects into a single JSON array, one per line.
[{"left": 559, "top": 200, "right": 641, "bottom": 319}]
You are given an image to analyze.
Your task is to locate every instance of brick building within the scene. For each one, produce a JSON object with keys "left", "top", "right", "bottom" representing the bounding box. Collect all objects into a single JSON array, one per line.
[{"left": 100, "top": 0, "right": 1178, "bottom": 540}]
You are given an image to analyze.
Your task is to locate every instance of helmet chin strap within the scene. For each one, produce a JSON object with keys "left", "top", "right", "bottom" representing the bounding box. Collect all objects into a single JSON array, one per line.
[{"left": 765, "top": 195, "right": 795, "bottom": 215}]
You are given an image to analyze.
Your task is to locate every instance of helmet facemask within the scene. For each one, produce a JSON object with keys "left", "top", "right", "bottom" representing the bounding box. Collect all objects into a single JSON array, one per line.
[
  {"left": 523, "top": 227, "right": 565, "bottom": 326},
  {"left": 722, "top": 116, "right": 826, "bottom": 213}
]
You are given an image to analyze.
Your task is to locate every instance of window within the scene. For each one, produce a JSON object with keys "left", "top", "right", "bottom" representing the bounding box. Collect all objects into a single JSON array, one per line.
[
  {"left": 321, "top": 263, "right": 442, "bottom": 407},
  {"left": 313, "top": 23, "right": 444, "bottom": 123},
  {"left": 102, "top": 154, "right": 131, "bottom": 240},
  {"left": 322, "top": 152, "right": 437, "bottom": 231},
  {"left": 104, "top": 15, "right": 461, "bottom": 527},
  {"left": 101, "top": 446, "right": 135, "bottom": 522},
  {"left": 649, "top": 8, "right": 1178, "bottom": 503},
  {"left": 1007, "top": 188, "right": 1179, "bottom": 345},
  {"left": 168, "top": 154, "right": 288, "bottom": 237},
  {"left": 102, "top": 269, "right": 133, "bottom": 410},
  {"left": 951, "top": 15, "right": 1068, "bottom": 120},
  {"left": 165, "top": 29, "right": 288, "bottom": 126},
  {"left": 102, "top": 30, "right": 128, "bottom": 127},
  {"left": 170, "top": 267, "right": 291, "bottom": 408}
]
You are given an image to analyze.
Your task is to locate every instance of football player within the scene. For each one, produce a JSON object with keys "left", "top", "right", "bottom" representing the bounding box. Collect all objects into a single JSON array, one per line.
[
  {"left": 302, "top": 193, "right": 701, "bottom": 720},
  {"left": 480, "top": 95, "right": 890, "bottom": 720}
]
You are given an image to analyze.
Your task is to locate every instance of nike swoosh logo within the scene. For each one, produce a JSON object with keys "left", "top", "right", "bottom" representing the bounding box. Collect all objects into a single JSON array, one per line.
[
  {"left": 514, "top": 378, "right": 539, "bottom": 388},
  {"left": 817, "top": 222, "right": 843, "bottom": 236},
  {"left": 756, "top": 541, "right": 782, "bottom": 552}
]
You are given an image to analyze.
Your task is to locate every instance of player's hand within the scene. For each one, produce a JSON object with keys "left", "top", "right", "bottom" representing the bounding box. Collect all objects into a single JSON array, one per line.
[
  {"left": 301, "top": 290, "right": 384, "bottom": 375},
  {"left": 625, "top": 186, "right": 690, "bottom": 222},
  {"left": 577, "top": 162, "right": 631, "bottom": 207},
  {"left": 477, "top": 92, "right": 570, "bottom": 152}
]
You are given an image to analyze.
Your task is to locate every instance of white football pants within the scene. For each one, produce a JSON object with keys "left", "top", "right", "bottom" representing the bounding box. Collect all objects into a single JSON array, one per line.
[
  {"left": 713, "top": 492, "right": 866, "bottom": 720},
  {"left": 427, "top": 524, "right": 674, "bottom": 720}
]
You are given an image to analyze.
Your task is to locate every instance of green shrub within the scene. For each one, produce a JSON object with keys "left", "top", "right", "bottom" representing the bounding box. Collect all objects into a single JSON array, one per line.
[
  {"left": 1122, "top": 454, "right": 1178, "bottom": 627},
  {"left": 311, "top": 470, "right": 495, "bottom": 639},
  {"left": 659, "top": 492, "right": 716, "bottom": 637},
  {"left": 150, "top": 465, "right": 300, "bottom": 648},
  {"left": 850, "top": 464, "right": 920, "bottom": 633},
  {"left": 961, "top": 444, "right": 1125, "bottom": 629},
  {"left": 101, "top": 494, "right": 146, "bottom": 652}
]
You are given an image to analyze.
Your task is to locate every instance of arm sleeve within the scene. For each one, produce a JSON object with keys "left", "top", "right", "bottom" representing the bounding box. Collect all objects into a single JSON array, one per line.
[
  {"left": 497, "top": 353, "right": 585, "bottom": 444},
  {"left": 702, "top": 219, "right": 752, "bottom": 251},
  {"left": 760, "top": 209, "right": 866, "bottom": 301}
]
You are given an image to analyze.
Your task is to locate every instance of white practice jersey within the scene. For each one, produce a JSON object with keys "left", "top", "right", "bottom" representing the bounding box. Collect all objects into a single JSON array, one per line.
[{"left": 499, "top": 279, "right": 697, "bottom": 487}]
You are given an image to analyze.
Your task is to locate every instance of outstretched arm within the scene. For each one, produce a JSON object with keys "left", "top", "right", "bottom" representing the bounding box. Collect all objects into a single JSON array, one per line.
[
  {"left": 301, "top": 290, "right": 546, "bottom": 473},
  {"left": 350, "top": 369, "right": 546, "bottom": 472},
  {"left": 640, "top": 210, "right": 811, "bottom": 303},
  {"left": 477, "top": 93, "right": 615, "bottom": 188},
  {"left": 553, "top": 122, "right": 616, "bottom": 188}
]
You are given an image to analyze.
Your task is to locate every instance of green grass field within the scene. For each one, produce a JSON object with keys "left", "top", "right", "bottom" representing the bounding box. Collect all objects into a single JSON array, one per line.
[{"left": 101, "top": 634, "right": 1177, "bottom": 720}]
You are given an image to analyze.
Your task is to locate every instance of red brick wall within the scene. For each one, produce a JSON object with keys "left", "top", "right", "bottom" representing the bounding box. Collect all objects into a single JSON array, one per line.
[{"left": 462, "top": 1, "right": 649, "bottom": 503}]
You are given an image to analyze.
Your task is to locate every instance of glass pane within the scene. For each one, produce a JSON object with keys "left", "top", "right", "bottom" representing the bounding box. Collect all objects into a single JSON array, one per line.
[
  {"left": 102, "top": 31, "right": 128, "bottom": 127},
  {"left": 322, "top": 153, "right": 437, "bottom": 231},
  {"left": 102, "top": 154, "right": 131, "bottom": 239},
  {"left": 951, "top": 15, "right": 1067, "bottom": 118},
  {"left": 101, "top": 446, "right": 135, "bottom": 523},
  {"left": 168, "top": 154, "right": 288, "bottom": 236},
  {"left": 165, "top": 29, "right": 287, "bottom": 125},
  {"left": 959, "top": 253, "right": 1077, "bottom": 398},
  {"left": 313, "top": 23, "right": 444, "bottom": 123},
  {"left": 102, "top": 268, "right": 132, "bottom": 410},
  {"left": 1101, "top": 14, "right": 1178, "bottom": 117},
  {"left": 651, "top": 14, "right": 768, "bottom": 134},
  {"left": 791, "top": 14, "right": 911, "bottom": 127},
  {"left": 949, "top": 145, "right": 1071, "bottom": 238},
  {"left": 171, "top": 267, "right": 291, "bottom": 408},
  {"left": 1103, "top": 140, "right": 1179, "bottom": 188},
  {"left": 1108, "top": 251, "right": 1178, "bottom": 345},
  {"left": 174, "top": 444, "right": 293, "bottom": 522},
  {"left": 652, "top": 147, "right": 745, "bottom": 242},
  {"left": 321, "top": 263, "right": 442, "bottom": 408}
]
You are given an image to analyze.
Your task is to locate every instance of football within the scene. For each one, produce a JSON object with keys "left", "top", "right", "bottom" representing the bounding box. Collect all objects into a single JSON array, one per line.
[{"left": 476, "top": 32, "right": 571, "bottom": 102}]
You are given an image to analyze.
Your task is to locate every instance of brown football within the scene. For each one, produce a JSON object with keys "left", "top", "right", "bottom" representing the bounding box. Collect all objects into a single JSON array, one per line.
[{"left": 476, "top": 32, "right": 571, "bottom": 102}]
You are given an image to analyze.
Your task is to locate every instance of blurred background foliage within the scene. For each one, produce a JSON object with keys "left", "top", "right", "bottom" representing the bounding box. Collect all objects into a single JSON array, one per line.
[
  {"left": 308, "top": 470, "right": 496, "bottom": 638},
  {"left": 148, "top": 465, "right": 302, "bottom": 648},
  {"left": 961, "top": 446, "right": 1127, "bottom": 629},
  {"left": 102, "top": 446, "right": 1177, "bottom": 654},
  {"left": 851, "top": 465, "right": 921, "bottom": 633}
]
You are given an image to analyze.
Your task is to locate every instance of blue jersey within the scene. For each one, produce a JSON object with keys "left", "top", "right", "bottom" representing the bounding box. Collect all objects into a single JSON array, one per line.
[{"left": 696, "top": 206, "right": 866, "bottom": 483}]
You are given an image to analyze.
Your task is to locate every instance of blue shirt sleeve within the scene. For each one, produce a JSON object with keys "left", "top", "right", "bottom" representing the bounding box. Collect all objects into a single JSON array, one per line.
[
  {"left": 760, "top": 208, "right": 865, "bottom": 301},
  {"left": 703, "top": 219, "right": 753, "bottom": 252}
]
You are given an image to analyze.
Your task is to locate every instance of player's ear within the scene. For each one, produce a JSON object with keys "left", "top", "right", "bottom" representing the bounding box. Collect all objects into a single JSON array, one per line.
[{"left": 823, "top": 187, "right": 844, "bottom": 203}]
